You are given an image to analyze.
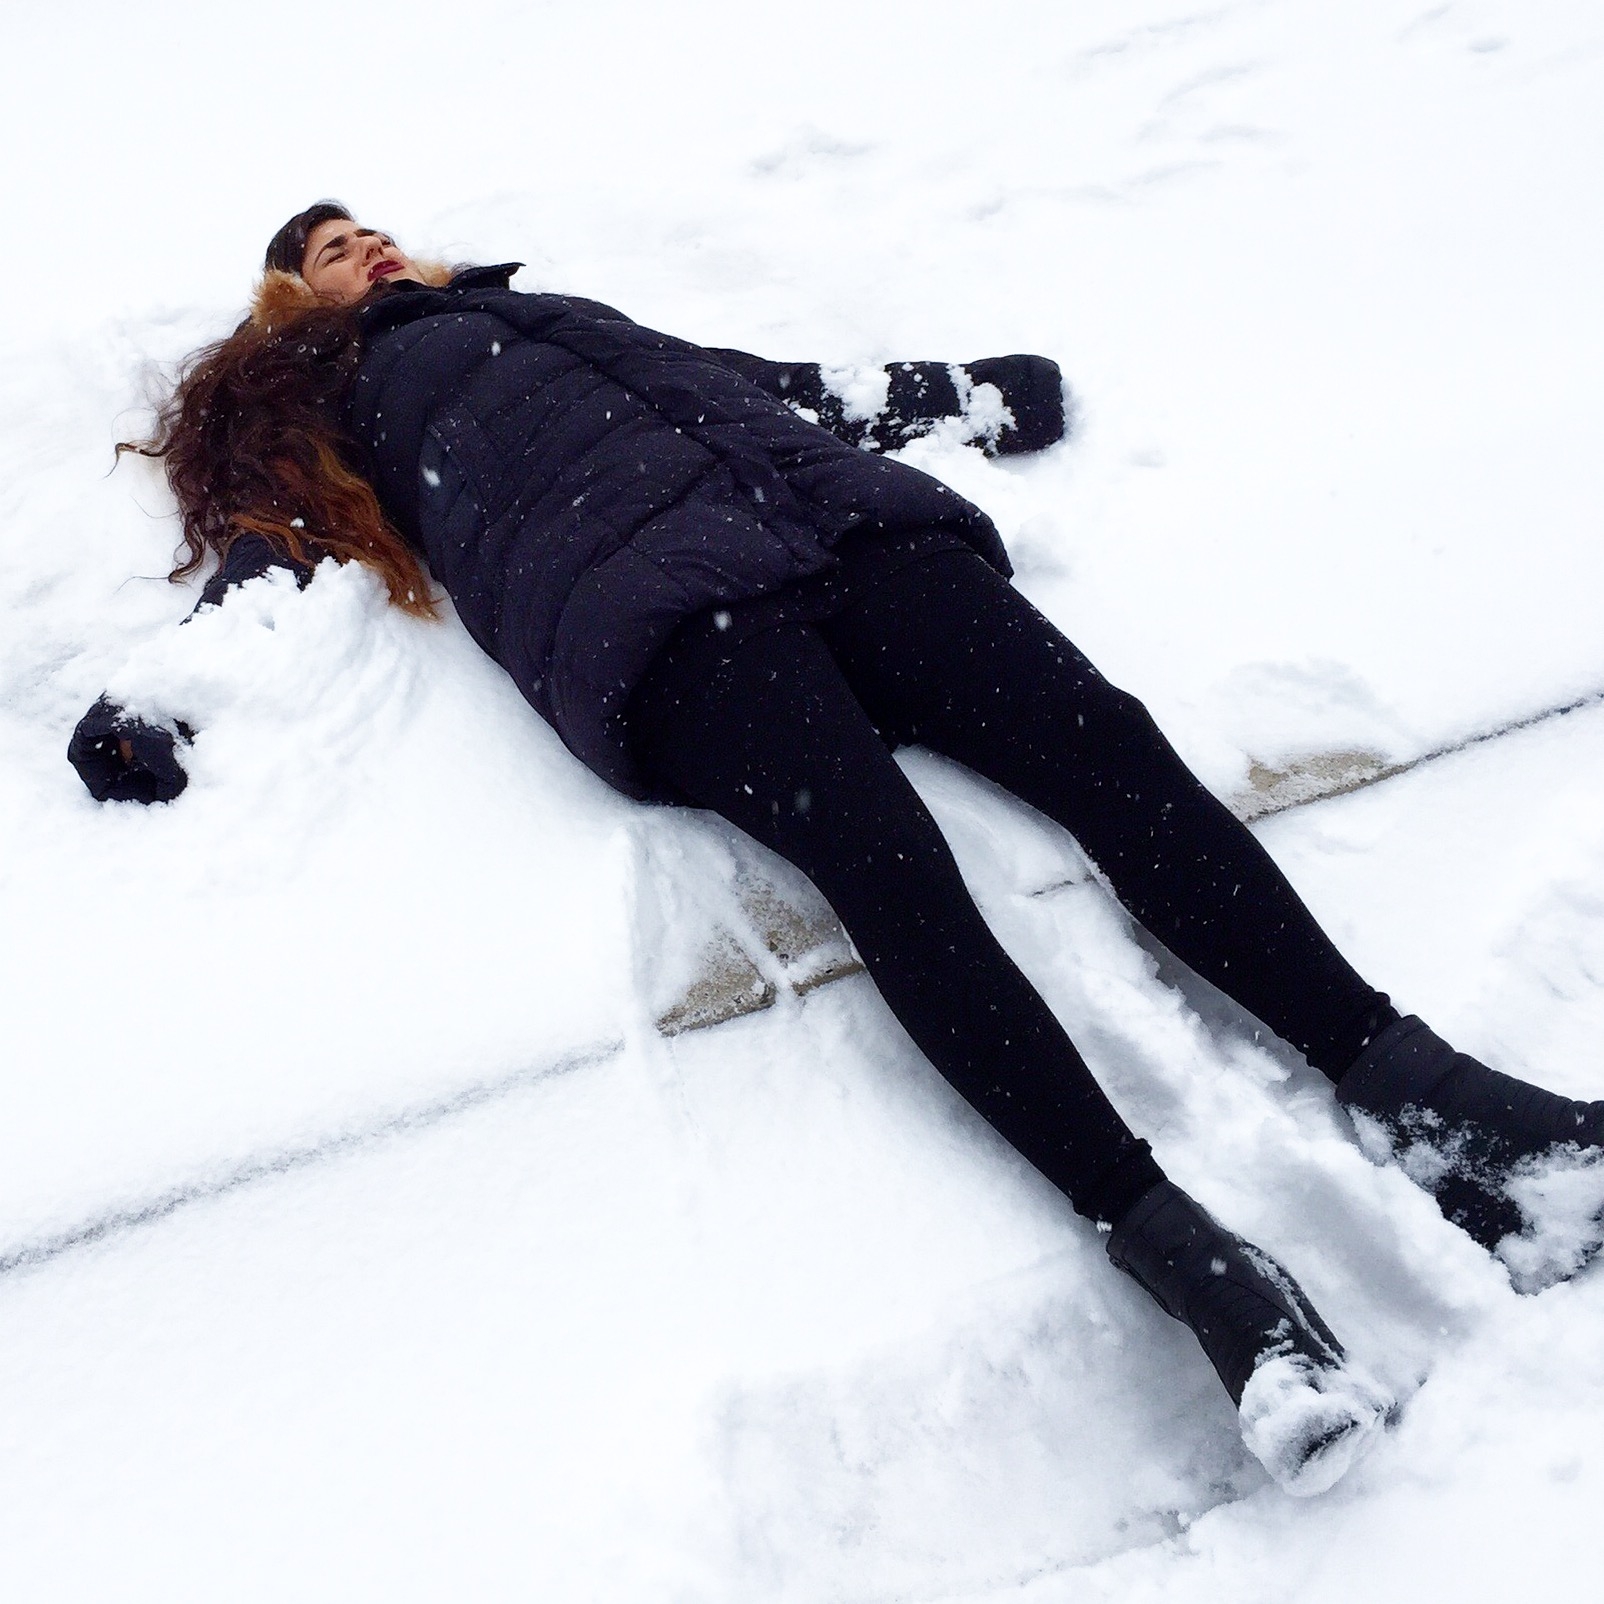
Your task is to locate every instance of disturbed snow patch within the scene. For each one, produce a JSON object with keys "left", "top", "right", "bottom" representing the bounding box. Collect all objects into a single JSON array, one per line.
[
  {"left": 717, "top": 1263, "right": 1261, "bottom": 1599},
  {"left": 102, "top": 558, "right": 415, "bottom": 747},
  {"left": 1498, "top": 1147, "right": 1604, "bottom": 1295}
]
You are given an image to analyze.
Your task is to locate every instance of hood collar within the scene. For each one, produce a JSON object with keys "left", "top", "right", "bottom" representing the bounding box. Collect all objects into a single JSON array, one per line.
[{"left": 444, "top": 262, "right": 523, "bottom": 290}]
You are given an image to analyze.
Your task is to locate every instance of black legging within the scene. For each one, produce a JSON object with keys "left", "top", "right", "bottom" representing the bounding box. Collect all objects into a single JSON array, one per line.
[{"left": 630, "top": 547, "right": 1396, "bottom": 1224}]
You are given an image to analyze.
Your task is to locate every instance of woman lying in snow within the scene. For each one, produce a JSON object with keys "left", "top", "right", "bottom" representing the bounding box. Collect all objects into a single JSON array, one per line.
[{"left": 72, "top": 201, "right": 1604, "bottom": 1495}]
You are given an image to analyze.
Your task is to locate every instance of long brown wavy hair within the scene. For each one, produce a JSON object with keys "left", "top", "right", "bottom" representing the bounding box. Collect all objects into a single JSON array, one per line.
[{"left": 120, "top": 284, "right": 438, "bottom": 618}]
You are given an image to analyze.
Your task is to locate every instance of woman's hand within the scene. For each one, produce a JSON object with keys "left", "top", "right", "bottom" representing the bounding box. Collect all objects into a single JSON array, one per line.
[
  {"left": 68, "top": 697, "right": 191, "bottom": 804},
  {"left": 964, "top": 355, "right": 1068, "bottom": 455}
]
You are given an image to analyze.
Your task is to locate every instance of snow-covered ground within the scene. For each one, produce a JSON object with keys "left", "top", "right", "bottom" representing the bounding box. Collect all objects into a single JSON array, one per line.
[{"left": 2, "top": 0, "right": 1602, "bottom": 1596}]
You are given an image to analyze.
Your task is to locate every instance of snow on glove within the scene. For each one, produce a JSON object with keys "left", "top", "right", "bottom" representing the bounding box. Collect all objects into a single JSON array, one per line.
[
  {"left": 68, "top": 695, "right": 191, "bottom": 804},
  {"left": 964, "top": 355, "right": 1068, "bottom": 455}
]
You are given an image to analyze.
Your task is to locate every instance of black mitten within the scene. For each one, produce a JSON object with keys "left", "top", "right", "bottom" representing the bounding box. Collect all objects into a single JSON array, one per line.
[
  {"left": 965, "top": 354, "right": 1068, "bottom": 454},
  {"left": 68, "top": 696, "right": 191, "bottom": 804}
]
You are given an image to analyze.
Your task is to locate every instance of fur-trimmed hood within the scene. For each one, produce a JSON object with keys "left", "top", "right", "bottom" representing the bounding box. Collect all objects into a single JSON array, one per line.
[{"left": 248, "top": 259, "right": 455, "bottom": 330}]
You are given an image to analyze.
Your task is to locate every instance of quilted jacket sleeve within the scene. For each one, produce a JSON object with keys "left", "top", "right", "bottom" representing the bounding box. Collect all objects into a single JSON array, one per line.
[{"left": 702, "top": 348, "right": 1069, "bottom": 456}]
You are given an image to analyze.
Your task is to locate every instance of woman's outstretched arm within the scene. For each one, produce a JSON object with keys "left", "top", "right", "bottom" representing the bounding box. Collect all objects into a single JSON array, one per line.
[
  {"left": 701, "top": 348, "right": 1070, "bottom": 456},
  {"left": 68, "top": 535, "right": 319, "bottom": 803}
]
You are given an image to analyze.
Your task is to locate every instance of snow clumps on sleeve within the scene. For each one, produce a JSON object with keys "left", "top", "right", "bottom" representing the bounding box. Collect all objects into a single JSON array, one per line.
[{"left": 818, "top": 363, "right": 892, "bottom": 425}]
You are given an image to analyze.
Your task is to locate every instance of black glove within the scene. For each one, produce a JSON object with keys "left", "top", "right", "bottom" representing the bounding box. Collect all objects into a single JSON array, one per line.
[
  {"left": 965, "top": 355, "right": 1068, "bottom": 455},
  {"left": 68, "top": 696, "right": 191, "bottom": 804}
]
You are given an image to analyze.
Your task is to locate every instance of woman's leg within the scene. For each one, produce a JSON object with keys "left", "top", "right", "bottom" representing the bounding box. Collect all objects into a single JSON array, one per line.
[
  {"left": 817, "top": 550, "right": 1398, "bottom": 1079},
  {"left": 631, "top": 618, "right": 1164, "bottom": 1224},
  {"left": 631, "top": 605, "right": 1393, "bottom": 1486},
  {"left": 814, "top": 548, "right": 1604, "bottom": 1289}
]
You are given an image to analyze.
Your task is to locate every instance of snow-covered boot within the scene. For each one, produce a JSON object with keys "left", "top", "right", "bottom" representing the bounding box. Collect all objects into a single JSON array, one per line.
[
  {"left": 1106, "top": 1180, "right": 1390, "bottom": 1496},
  {"left": 1336, "top": 1015, "right": 1604, "bottom": 1292}
]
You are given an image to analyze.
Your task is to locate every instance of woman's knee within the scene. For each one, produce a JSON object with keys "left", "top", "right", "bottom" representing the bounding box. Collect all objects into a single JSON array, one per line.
[{"left": 1088, "top": 678, "right": 1168, "bottom": 754}]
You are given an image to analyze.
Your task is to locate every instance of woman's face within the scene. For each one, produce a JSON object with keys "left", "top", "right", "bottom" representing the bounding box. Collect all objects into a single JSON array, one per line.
[{"left": 300, "top": 218, "right": 424, "bottom": 305}]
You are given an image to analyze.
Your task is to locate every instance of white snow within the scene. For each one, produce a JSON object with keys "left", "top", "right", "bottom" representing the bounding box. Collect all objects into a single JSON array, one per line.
[
  {"left": 2, "top": 0, "right": 1604, "bottom": 1597},
  {"left": 818, "top": 363, "right": 892, "bottom": 425},
  {"left": 1499, "top": 1148, "right": 1604, "bottom": 1296}
]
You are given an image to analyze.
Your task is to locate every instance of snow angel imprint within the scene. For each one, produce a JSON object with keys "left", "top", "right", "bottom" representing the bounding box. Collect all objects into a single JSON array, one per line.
[{"left": 72, "top": 199, "right": 1604, "bottom": 1497}]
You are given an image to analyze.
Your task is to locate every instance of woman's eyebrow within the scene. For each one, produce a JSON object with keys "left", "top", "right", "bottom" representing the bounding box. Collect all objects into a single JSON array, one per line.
[{"left": 315, "top": 226, "right": 385, "bottom": 264}]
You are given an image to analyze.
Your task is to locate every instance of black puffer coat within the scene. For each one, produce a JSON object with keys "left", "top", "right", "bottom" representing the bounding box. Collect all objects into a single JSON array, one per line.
[
  {"left": 71, "top": 265, "right": 1067, "bottom": 804},
  {"left": 341, "top": 266, "right": 1045, "bottom": 797}
]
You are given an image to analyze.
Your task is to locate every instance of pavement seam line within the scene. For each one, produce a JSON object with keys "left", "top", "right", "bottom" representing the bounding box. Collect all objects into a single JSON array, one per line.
[
  {"left": 1240, "top": 686, "right": 1604, "bottom": 823},
  {"left": 0, "top": 1037, "right": 625, "bottom": 1280}
]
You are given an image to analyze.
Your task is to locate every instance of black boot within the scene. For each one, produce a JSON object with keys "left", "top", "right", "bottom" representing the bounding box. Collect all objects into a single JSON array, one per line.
[
  {"left": 1336, "top": 1016, "right": 1604, "bottom": 1291},
  {"left": 1107, "top": 1181, "right": 1390, "bottom": 1496}
]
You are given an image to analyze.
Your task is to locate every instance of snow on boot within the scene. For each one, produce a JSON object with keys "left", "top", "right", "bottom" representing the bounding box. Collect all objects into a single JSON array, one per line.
[
  {"left": 1336, "top": 1015, "right": 1604, "bottom": 1293},
  {"left": 1106, "top": 1181, "right": 1391, "bottom": 1497}
]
